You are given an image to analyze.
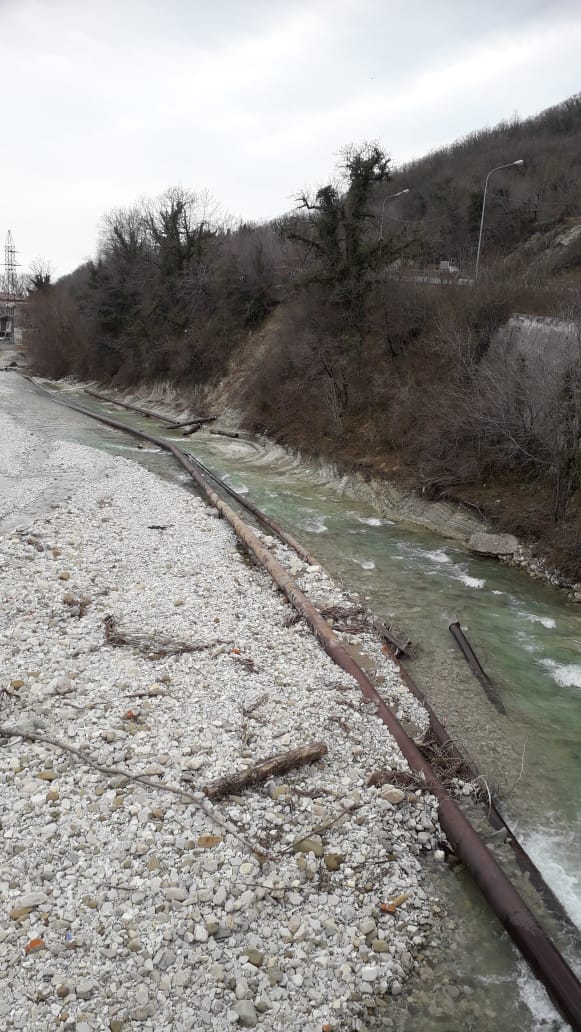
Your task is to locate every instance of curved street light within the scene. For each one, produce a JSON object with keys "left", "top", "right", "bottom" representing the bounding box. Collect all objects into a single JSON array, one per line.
[
  {"left": 379, "top": 188, "right": 410, "bottom": 242},
  {"left": 475, "top": 160, "right": 524, "bottom": 280}
]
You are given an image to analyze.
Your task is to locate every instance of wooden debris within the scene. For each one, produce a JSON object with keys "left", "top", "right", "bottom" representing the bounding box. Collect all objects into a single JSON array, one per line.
[
  {"left": 202, "top": 742, "right": 328, "bottom": 801},
  {"left": 373, "top": 619, "right": 416, "bottom": 659},
  {"left": 103, "top": 614, "right": 227, "bottom": 659},
  {"left": 168, "top": 415, "right": 217, "bottom": 429}
]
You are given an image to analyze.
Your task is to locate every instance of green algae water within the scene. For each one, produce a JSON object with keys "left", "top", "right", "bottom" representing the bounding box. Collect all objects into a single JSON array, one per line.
[{"left": 3, "top": 376, "right": 580, "bottom": 1030}]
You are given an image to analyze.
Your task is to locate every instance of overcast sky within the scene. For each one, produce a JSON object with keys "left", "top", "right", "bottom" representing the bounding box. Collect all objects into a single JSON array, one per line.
[{"left": 2, "top": 0, "right": 581, "bottom": 277}]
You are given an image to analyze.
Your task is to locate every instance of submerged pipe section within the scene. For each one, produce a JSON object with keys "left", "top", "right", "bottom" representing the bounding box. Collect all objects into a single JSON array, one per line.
[
  {"left": 23, "top": 378, "right": 581, "bottom": 1030},
  {"left": 382, "top": 634, "right": 580, "bottom": 936},
  {"left": 449, "top": 620, "right": 507, "bottom": 714}
]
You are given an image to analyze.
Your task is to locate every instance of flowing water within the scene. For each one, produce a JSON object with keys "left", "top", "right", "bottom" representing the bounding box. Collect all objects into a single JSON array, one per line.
[{"left": 2, "top": 374, "right": 580, "bottom": 1030}]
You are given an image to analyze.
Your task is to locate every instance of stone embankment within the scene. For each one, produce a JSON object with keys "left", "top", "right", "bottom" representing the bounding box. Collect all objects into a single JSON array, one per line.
[{"left": 0, "top": 403, "right": 445, "bottom": 1031}]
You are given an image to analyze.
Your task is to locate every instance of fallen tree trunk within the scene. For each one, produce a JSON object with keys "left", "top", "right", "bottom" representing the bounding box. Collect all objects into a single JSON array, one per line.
[
  {"left": 169, "top": 416, "right": 217, "bottom": 429},
  {"left": 202, "top": 742, "right": 328, "bottom": 800},
  {"left": 209, "top": 429, "right": 240, "bottom": 439}
]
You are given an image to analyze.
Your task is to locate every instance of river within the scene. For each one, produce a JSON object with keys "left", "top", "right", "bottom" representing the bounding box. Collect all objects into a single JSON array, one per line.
[{"left": 1, "top": 373, "right": 580, "bottom": 1030}]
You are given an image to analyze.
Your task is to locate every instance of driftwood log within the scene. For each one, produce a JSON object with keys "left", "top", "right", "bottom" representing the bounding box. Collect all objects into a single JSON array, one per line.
[
  {"left": 373, "top": 619, "right": 415, "bottom": 660},
  {"left": 209, "top": 429, "right": 240, "bottom": 439},
  {"left": 202, "top": 742, "right": 328, "bottom": 800},
  {"left": 169, "top": 416, "right": 217, "bottom": 430}
]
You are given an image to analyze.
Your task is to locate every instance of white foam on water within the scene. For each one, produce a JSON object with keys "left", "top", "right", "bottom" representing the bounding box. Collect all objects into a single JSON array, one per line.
[
  {"left": 230, "top": 484, "right": 249, "bottom": 495},
  {"left": 356, "top": 516, "right": 395, "bottom": 527},
  {"left": 352, "top": 558, "right": 376, "bottom": 570},
  {"left": 520, "top": 827, "right": 581, "bottom": 930},
  {"left": 514, "top": 630, "right": 539, "bottom": 654},
  {"left": 406, "top": 545, "right": 451, "bottom": 564},
  {"left": 517, "top": 959, "right": 568, "bottom": 1030},
  {"left": 456, "top": 571, "right": 486, "bottom": 589},
  {"left": 423, "top": 548, "right": 452, "bottom": 563},
  {"left": 519, "top": 611, "right": 557, "bottom": 629},
  {"left": 540, "top": 659, "right": 581, "bottom": 689},
  {"left": 302, "top": 517, "right": 327, "bottom": 534}
]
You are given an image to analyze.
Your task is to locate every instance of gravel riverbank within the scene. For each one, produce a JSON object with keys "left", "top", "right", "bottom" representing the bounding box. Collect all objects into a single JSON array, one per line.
[{"left": 0, "top": 399, "right": 445, "bottom": 1031}]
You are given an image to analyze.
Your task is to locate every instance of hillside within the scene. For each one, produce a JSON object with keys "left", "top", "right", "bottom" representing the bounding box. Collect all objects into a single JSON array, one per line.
[
  {"left": 23, "top": 93, "right": 581, "bottom": 580},
  {"left": 380, "top": 92, "right": 581, "bottom": 274}
]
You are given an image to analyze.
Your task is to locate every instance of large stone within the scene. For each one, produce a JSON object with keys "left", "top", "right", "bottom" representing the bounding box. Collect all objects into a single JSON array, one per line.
[
  {"left": 324, "top": 853, "right": 343, "bottom": 871},
  {"left": 467, "top": 532, "right": 519, "bottom": 556},
  {"left": 17, "top": 891, "right": 48, "bottom": 909},
  {"left": 293, "top": 836, "right": 324, "bottom": 858},
  {"left": 234, "top": 1001, "right": 258, "bottom": 1028},
  {"left": 380, "top": 785, "right": 405, "bottom": 805}
]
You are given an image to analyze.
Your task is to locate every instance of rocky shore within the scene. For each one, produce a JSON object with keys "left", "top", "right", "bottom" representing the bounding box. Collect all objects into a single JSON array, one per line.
[{"left": 0, "top": 401, "right": 445, "bottom": 1031}]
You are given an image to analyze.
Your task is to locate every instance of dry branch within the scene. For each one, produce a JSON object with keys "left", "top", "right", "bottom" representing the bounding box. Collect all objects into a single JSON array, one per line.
[
  {"left": 103, "top": 614, "right": 227, "bottom": 658},
  {"left": 203, "top": 742, "right": 328, "bottom": 800}
]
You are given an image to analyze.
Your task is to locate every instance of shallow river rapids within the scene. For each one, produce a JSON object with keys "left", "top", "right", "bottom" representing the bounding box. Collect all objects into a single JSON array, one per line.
[{"left": 2, "top": 375, "right": 580, "bottom": 1030}]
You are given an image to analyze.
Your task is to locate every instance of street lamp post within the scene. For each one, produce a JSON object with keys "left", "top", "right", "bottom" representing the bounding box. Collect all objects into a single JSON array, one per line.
[
  {"left": 474, "top": 160, "right": 524, "bottom": 281},
  {"left": 379, "top": 188, "right": 410, "bottom": 242}
]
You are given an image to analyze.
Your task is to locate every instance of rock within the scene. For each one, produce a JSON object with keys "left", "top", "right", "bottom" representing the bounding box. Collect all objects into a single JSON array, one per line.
[
  {"left": 324, "top": 853, "right": 343, "bottom": 871},
  {"left": 17, "top": 891, "right": 48, "bottom": 909},
  {"left": 380, "top": 785, "right": 405, "bottom": 805},
  {"left": 245, "top": 947, "right": 264, "bottom": 967},
  {"left": 467, "top": 532, "right": 519, "bottom": 556},
  {"left": 270, "top": 784, "right": 290, "bottom": 800},
  {"left": 37, "top": 770, "right": 58, "bottom": 781},
  {"left": 372, "top": 939, "right": 388, "bottom": 953},
  {"left": 110, "top": 1021, "right": 125, "bottom": 1032},
  {"left": 58, "top": 570, "right": 71, "bottom": 581},
  {"left": 293, "top": 836, "right": 324, "bottom": 858},
  {"left": 134, "top": 986, "right": 149, "bottom": 1007},
  {"left": 434, "top": 849, "right": 446, "bottom": 862},
  {"left": 76, "top": 979, "right": 97, "bottom": 1000},
  {"left": 362, "top": 965, "right": 380, "bottom": 982},
  {"left": 165, "top": 886, "right": 187, "bottom": 901},
  {"left": 10, "top": 679, "right": 25, "bottom": 689},
  {"left": 360, "top": 918, "right": 376, "bottom": 935},
  {"left": 55, "top": 677, "right": 73, "bottom": 695},
  {"left": 10, "top": 907, "right": 32, "bottom": 921},
  {"left": 197, "top": 834, "right": 222, "bottom": 848},
  {"left": 234, "top": 1000, "right": 258, "bottom": 1027}
]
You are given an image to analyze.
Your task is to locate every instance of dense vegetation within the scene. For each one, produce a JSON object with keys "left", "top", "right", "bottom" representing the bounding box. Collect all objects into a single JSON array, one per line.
[{"left": 24, "top": 94, "right": 581, "bottom": 578}]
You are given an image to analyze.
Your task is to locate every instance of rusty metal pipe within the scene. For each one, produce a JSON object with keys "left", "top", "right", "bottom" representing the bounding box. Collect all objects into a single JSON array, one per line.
[
  {"left": 381, "top": 636, "right": 581, "bottom": 939},
  {"left": 84, "top": 388, "right": 178, "bottom": 424},
  {"left": 449, "top": 620, "right": 506, "bottom": 714},
  {"left": 179, "top": 451, "right": 320, "bottom": 566},
  {"left": 23, "top": 378, "right": 581, "bottom": 1030}
]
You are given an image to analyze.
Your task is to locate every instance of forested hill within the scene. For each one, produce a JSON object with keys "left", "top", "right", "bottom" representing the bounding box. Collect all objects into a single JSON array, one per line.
[
  {"left": 379, "top": 92, "right": 581, "bottom": 271},
  {"left": 24, "top": 93, "right": 581, "bottom": 579}
]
